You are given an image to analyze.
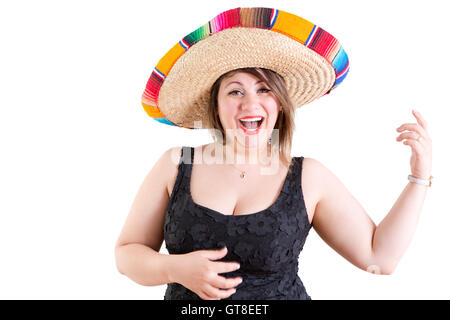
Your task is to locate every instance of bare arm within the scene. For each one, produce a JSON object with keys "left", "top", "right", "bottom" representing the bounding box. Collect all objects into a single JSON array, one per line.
[
  {"left": 373, "top": 110, "right": 432, "bottom": 273},
  {"left": 310, "top": 110, "right": 432, "bottom": 275},
  {"left": 310, "top": 159, "right": 428, "bottom": 275},
  {"left": 310, "top": 158, "right": 378, "bottom": 273},
  {"left": 115, "top": 243, "right": 176, "bottom": 286},
  {"left": 114, "top": 147, "right": 181, "bottom": 286},
  {"left": 372, "top": 181, "right": 428, "bottom": 273}
]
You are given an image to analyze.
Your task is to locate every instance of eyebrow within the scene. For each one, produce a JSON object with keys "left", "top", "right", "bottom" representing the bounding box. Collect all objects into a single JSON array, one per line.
[{"left": 225, "top": 80, "right": 264, "bottom": 88}]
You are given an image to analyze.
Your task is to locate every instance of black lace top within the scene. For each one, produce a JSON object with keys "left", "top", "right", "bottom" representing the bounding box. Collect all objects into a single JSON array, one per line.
[{"left": 163, "top": 146, "right": 313, "bottom": 300}]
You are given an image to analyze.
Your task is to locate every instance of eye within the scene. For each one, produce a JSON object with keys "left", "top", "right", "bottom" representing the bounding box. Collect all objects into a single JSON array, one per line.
[
  {"left": 258, "top": 88, "right": 271, "bottom": 93},
  {"left": 228, "top": 90, "right": 243, "bottom": 96}
]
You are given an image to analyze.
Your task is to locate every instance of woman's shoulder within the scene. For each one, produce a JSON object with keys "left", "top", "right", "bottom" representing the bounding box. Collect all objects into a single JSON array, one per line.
[
  {"left": 161, "top": 145, "right": 186, "bottom": 169},
  {"left": 300, "top": 156, "right": 330, "bottom": 184},
  {"left": 162, "top": 146, "right": 188, "bottom": 197},
  {"left": 298, "top": 156, "right": 326, "bottom": 172},
  {"left": 300, "top": 156, "right": 340, "bottom": 203},
  {"left": 296, "top": 156, "right": 330, "bottom": 223}
]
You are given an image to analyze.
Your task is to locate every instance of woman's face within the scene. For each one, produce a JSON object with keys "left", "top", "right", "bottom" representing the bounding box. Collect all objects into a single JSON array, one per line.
[{"left": 217, "top": 72, "right": 280, "bottom": 149}]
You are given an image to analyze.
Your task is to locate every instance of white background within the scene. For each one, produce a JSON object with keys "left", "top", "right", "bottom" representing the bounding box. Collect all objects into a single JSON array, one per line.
[{"left": 0, "top": 0, "right": 449, "bottom": 299}]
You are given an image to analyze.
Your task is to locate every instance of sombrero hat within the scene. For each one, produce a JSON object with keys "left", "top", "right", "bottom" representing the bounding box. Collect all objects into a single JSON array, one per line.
[{"left": 141, "top": 7, "right": 350, "bottom": 129}]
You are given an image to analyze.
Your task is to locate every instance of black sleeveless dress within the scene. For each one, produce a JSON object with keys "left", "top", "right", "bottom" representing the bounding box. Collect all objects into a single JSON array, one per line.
[{"left": 163, "top": 146, "right": 313, "bottom": 300}]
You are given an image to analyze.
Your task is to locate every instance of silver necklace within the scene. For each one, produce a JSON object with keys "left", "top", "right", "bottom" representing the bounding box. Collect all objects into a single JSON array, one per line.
[
  {"left": 228, "top": 163, "right": 247, "bottom": 179},
  {"left": 218, "top": 150, "right": 248, "bottom": 179},
  {"left": 221, "top": 148, "right": 273, "bottom": 179},
  {"left": 228, "top": 160, "right": 273, "bottom": 179}
]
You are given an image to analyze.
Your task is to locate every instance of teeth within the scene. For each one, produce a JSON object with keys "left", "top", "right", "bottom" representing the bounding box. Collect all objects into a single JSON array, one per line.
[
  {"left": 239, "top": 117, "right": 263, "bottom": 132},
  {"left": 239, "top": 117, "right": 262, "bottom": 122}
]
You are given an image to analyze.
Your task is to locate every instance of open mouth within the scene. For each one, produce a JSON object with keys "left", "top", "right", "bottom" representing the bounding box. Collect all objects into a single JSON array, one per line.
[{"left": 238, "top": 117, "right": 264, "bottom": 134}]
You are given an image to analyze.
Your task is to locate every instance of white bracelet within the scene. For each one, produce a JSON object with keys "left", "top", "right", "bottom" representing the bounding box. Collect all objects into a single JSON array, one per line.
[{"left": 408, "top": 174, "right": 433, "bottom": 187}]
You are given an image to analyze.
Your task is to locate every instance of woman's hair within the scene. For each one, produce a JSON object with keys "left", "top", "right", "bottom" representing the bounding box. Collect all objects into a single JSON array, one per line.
[{"left": 207, "top": 67, "right": 295, "bottom": 169}]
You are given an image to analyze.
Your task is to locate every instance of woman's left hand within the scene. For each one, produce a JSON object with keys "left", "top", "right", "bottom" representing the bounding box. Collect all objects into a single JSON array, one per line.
[{"left": 396, "top": 109, "right": 432, "bottom": 180}]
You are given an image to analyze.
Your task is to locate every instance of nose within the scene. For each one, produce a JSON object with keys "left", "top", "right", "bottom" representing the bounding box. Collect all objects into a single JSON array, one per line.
[{"left": 241, "top": 92, "right": 261, "bottom": 111}]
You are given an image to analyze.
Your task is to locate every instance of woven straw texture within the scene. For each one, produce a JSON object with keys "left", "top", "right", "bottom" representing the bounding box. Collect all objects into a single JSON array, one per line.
[{"left": 142, "top": 7, "right": 349, "bottom": 129}]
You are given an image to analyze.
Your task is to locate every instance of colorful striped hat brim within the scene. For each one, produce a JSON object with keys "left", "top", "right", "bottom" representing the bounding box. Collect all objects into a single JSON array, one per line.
[{"left": 142, "top": 7, "right": 349, "bottom": 129}]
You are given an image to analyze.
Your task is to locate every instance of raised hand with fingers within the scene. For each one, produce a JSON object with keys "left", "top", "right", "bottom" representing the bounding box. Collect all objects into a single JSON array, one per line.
[{"left": 396, "top": 109, "right": 432, "bottom": 182}]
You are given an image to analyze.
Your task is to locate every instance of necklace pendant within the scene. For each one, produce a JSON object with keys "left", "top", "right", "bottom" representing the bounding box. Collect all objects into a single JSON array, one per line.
[{"left": 240, "top": 171, "right": 246, "bottom": 179}]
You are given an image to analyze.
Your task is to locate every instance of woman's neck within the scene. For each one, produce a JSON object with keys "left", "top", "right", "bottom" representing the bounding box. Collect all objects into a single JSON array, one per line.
[{"left": 212, "top": 139, "right": 276, "bottom": 167}]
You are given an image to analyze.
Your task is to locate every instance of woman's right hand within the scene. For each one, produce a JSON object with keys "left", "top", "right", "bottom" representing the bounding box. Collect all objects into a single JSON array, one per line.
[{"left": 168, "top": 246, "right": 243, "bottom": 300}]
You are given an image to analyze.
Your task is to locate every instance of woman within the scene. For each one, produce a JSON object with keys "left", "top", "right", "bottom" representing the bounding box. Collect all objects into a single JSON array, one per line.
[{"left": 114, "top": 7, "right": 433, "bottom": 300}]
